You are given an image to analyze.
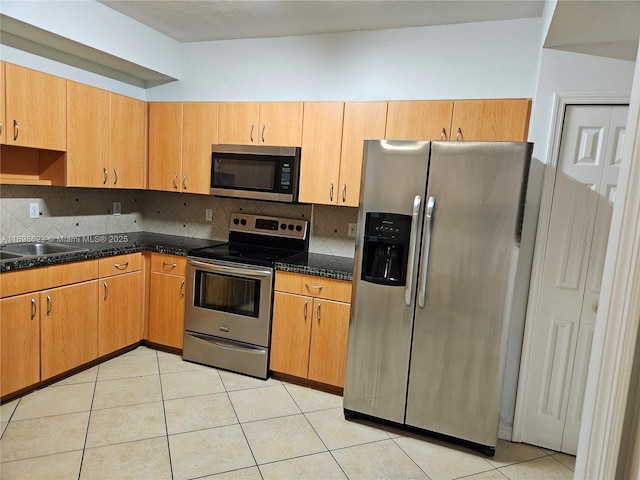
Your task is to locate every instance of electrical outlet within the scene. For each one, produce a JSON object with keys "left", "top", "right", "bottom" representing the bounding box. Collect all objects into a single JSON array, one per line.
[
  {"left": 113, "top": 201, "right": 121, "bottom": 216},
  {"left": 348, "top": 223, "right": 357, "bottom": 238},
  {"left": 29, "top": 202, "right": 39, "bottom": 219},
  {"left": 205, "top": 208, "right": 213, "bottom": 221}
]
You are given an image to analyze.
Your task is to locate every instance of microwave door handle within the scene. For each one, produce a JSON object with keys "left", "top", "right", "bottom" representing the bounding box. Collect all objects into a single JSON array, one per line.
[
  {"left": 188, "top": 259, "right": 272, "bottom": 279},
  {"left": 405, "top": 195, "right": 422, "bottom": 307},
  {"left": 418, "top": 196, "right": 435, "bottom": 309}
]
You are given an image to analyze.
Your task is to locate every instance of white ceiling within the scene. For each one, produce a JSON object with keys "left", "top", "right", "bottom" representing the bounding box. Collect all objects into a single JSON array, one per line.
[{"left": 97, "top": 0, "right": 546, "bottom": 43}]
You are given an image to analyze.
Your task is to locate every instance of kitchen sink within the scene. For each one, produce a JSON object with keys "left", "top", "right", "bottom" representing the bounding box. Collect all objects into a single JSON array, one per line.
[
  {"left": 0, "top": 250, "right": 24, "bottom": 260},
  {"left": 1, "top": 242, "right": 89, "bottom": 259}
]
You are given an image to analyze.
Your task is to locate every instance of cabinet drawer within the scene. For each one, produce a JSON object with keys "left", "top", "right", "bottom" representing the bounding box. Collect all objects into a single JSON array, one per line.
[
  {"left": 150, "top": 253, "right": 187, "bottom": 276},
  {"left": 98, "top": 253, "right": 142, "bottom": 277},
  {"left": 0, "top": 260, "right": 99, "bottom": 298},
  {"left": 275, "top": 271, "right": 352, "bottom": 303}
]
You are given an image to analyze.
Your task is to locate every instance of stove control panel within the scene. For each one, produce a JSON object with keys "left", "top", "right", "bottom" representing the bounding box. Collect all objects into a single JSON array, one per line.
[{"left": 230, "top": 213, "right": 308, "bottom": 239}]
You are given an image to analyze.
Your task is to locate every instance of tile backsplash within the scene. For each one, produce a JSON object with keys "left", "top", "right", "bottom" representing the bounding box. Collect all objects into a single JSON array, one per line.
[{"left": 0, "top": 186, "right": 357, "bottom": 257}]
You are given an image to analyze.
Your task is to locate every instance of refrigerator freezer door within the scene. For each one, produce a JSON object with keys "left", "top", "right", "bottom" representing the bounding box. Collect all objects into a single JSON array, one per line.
[
  {"left": 405, "top": 142, "right": 532, "bottom": 447},
  {"left": 343, "top": 140, "right": 430, "bottom": 423}
]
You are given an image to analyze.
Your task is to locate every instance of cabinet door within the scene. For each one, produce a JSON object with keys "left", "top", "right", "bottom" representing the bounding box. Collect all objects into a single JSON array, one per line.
[
  {"left": 111, "top": 94, "right": 146, "bottom": 189},
  {"left": 270, "top": 292, "right": 312, "bottom": 378},
  {"left": 148, "top": 102, "right": 183, "bottom": 192},
  {"left": 66, "top": 81, "right": 111, "bottom": 187},
  {"left": 308, "top": 298, "right": 350, "bottom": 387},
  {"left": 450, "top": 99, "right": 532, "bottom": 141},
  {"left": 218, "top": 102, "right": 259, "bottom": 145},
  {"left": 339, "top": 102, "right": 388, "bottom": 207},
  {"left": 40, "top": 280, "right": 99, "bottom": 380},
  {"left": 0, "top": 293, "right": 40, "bottom": 396},
  {"left": 5, "top": 63, "right": 66, "bottom": 150},
  {"left": 385, "top": 100, "right": 454, "bottom": 140},
  {"left": 298, "top": 102, "right": 344, "bottom": 205},
  {"left": 99, "top": 272, "right": 142, "bottom": 356},
  {"left": 0, "top": 61, "right": 5, "bottom": 145},
  {"left": 259, "top": 102, "right": 303, "bottom": 146},
  {"left": 183, "top": 103, "right": 218, "bottom": 194},
  {"left": 148, "top": 272, "right": 185, "bottom": 349}
]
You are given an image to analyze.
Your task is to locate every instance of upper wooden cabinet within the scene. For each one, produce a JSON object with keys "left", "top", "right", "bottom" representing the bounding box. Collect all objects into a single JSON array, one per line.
[
  {"left": 4, "top": 63, "right": 66, "bottom": 151},
  {"left": 110, "top": 93, "right": 146, "bottom": 189},
  {"left": 67, "top": 82, "right": 146, "bottom": 189},
  {"left": 218, "top": 102, "right": 303, "bottom": 146},
  {"left": 450, "top": 99, "right": 532, "bottom": 141},
  {"left": 299, "top": 102, "right": 344, "bottom": 205},
  {"left": 299, "top": 102, "right": 386, "bottom": 207},
  {"left": 339, "top": 102, "right": 387, "bottom": 207},
  {"left": 148, "top": 102, "right": 217, "bottom": 194},
  {"left": 66, "top": 81, "right": 110, "bottom": 187},
  {"left": 386, "top": 100, "right": 454, "bottom": 140}
]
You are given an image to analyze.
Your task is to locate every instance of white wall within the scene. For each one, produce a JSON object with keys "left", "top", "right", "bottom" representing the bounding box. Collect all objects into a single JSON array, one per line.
[
  {"left": 527, "top": 49, "right": 635, "bottom": 163},
  {"left": 0, "top": 45, "right": 147, "bottom": 99},
  {"left": 0, "top": 0, "right": 181, "bottom": 80},
  {"left": 147, "top": 18, "right": 542, "bottom": 102}
]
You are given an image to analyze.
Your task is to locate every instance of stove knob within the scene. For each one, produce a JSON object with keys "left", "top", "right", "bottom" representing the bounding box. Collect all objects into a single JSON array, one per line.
[
  {"left": 240, "top": 219, "right": 247, "bottom": 226},
  {"left": 288, "top": 224, "right": 294, "bottom": 230},
  {"left": 233, "top": 218, "right": 240, "bottom": 225},
  {"left": 280, "top": 224, "right": 286, "bottom": 230},
  {"left": 295, "top": 225, "right": 302, "bottom": 232}
]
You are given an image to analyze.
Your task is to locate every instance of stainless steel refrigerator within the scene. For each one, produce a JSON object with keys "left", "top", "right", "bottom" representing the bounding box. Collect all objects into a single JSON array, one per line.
[{"left": 343, "top": 140, "right": 541, "bottom": 455}]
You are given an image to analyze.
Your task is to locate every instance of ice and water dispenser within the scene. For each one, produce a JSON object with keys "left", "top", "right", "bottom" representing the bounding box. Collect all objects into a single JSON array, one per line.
[{"left": 361, "top": 212, "right": 412, "bottom": 286}]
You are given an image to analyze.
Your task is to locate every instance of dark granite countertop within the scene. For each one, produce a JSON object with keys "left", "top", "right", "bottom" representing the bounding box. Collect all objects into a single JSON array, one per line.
[
  {"left": 276, "top": 253, "right": 354, "bottom": 281},
  {"left": 0, "top": 232, "right": 224, "bottom": 273},
  {"left": 0, "top": 232, "right": 354, "bottom": 280}
]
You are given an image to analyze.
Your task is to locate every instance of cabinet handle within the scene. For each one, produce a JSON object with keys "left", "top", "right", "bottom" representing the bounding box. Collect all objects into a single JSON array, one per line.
[
  {"left": 113, "top": 262, "right": 129, "bottom": 270},
  {"left": 103, "top": 167, "right": 108, "bottom": 185},
  {"left": 593, "top": 302, "right": 599, "bottom": 313},
  {"left": 342, "top": 184, "right": 347, "bottom": 203},
  {"left": 30, "top": 298, "right": 37, "bottom": 320},
  {"left": 261, "top": 124, "right": 266, "bottom": 143},
  {"left": 330, "top": 183, "right": 334, "bottom": 202},
  {"left": 250, "top": 124, "right": 254, "bottom": 143},
  {"left": 305, "top": 283, "right": 323, "bottom": 290},
  {"left": 113, "top": 168, "right": 119, "bottom": 185},
  {"left": 316, "top": 302, "right": 321, "bottom": 322},
  {"left": 183, "top": 174, "right": 188, "bottom": 190},
  {"left": 163, "top": 262, "right": 177, "bottom": 268},
  {"left": 13, "top": 120, "right": 18, "bottom": 141},
  {"left": 172, "top": 173, "right": 179, "bottom": 189},
  {"left": 180, "top": 280, "right": 185, "bottom": 298},
  {"left": 456, "top": 127, "right": 462, "bottom": 141},
  {"left": 303, "top": 300, "right": 308, "bottom": 321},
  {"left": 441, "top": 128, "right": 446, "bottom": 141},
  {"left": 0, "top": 121, "right": 3, "bottom": 137},
  {"left": 103, "top": 282, "right": 109, "bottom": 301},
  {"left": 46, "top": 295, "right": 52, "bottom": 316}
]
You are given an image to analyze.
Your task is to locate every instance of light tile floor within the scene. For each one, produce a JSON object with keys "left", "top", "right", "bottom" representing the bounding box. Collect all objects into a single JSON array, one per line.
[{"left": 0, "top": 346, "right": 576, "bottom": 479}]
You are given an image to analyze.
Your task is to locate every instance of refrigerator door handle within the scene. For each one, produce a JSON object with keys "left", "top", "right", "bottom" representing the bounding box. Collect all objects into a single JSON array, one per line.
[
  {"left": 418, "top": 196, "right": 436, "bottom": 309},
  {"left": 405, "top": 195, "right": 422, "bottom": 306}
]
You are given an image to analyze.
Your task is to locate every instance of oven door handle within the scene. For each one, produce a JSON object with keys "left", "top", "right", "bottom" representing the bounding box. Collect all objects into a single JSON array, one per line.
[{"left": 188, "top": 259, "right": 272, "bottom": 279}]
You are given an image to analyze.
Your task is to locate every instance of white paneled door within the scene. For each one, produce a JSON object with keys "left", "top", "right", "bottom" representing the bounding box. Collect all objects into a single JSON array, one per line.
[{"left": 519, "top": 105, "right": 627, "bottom": 454}]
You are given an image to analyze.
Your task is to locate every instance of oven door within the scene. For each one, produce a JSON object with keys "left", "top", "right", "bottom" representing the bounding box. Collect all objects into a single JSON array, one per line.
[{"left": 185, "top": 257, "right": 273, "bottom": 347}]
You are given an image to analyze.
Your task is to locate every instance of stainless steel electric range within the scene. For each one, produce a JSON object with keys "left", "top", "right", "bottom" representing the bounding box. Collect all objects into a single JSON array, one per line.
[{"left": 183, "top": 213, "right": 309, "bottom": 379}]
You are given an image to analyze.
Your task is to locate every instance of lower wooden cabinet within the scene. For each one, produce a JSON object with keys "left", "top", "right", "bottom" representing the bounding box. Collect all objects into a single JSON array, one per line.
[
  {"left": 99, "top": 271, "right": 142, "bottom": 356},
  {"left": 270, "top": 272, "right": 352, "bottom": 388},
  {"left": 0, "top": 293, "right": 41, "bottom": 396},
  {"left": 148, "top": 254, "right": 186, "bottom": 349},
  {"left": 40, "top": 280, "right": 99, "bottom": 380}
]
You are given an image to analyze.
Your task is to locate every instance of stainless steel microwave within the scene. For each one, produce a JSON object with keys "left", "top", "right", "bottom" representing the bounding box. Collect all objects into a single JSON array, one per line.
[{"left": 210, "top": 144, "right": 301, "bottom": 203}]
